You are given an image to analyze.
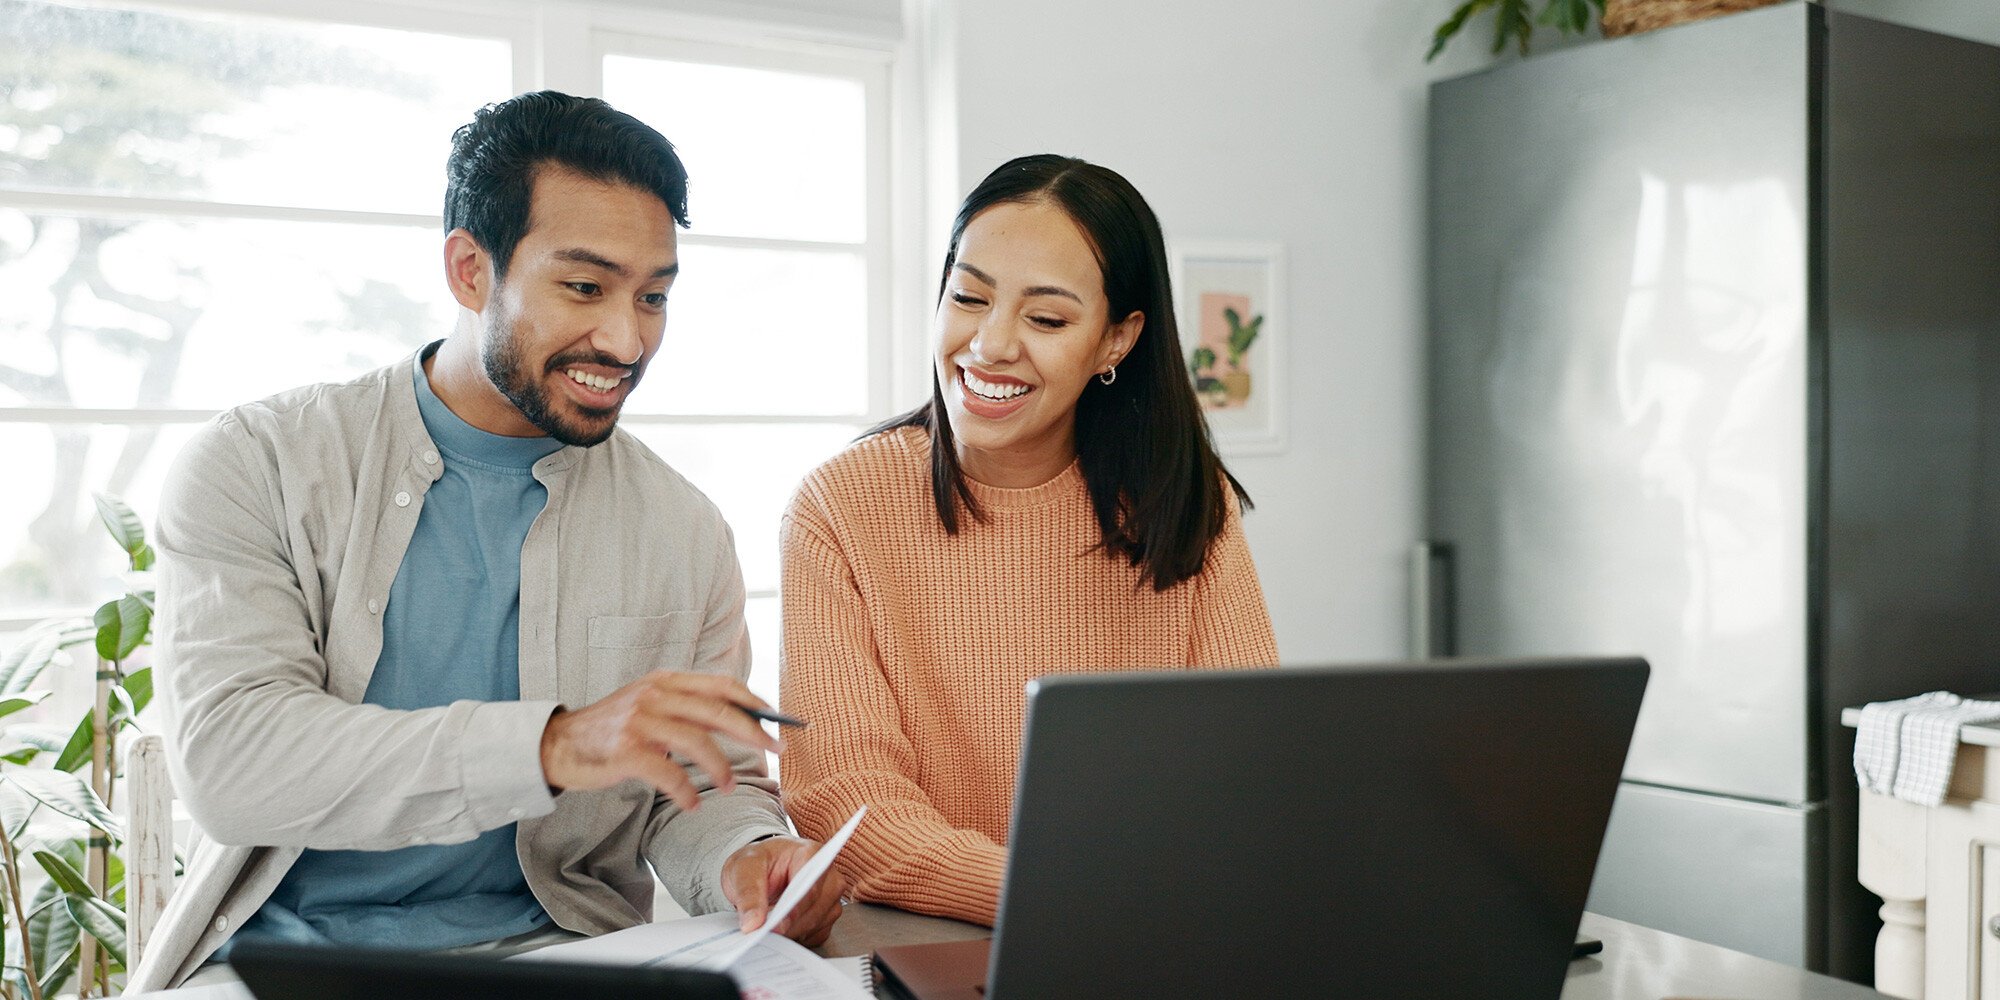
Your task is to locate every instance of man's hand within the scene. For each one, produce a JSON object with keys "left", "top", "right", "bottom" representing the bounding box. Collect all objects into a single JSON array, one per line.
[
  {"left": 539, "top": 671, "right": 782, "bottom": 810},
  {"left": 722, "top": 836, "right": 845, "bottom": 948}
]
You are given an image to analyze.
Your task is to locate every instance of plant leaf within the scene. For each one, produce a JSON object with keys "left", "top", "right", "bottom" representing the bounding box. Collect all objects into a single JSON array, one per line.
[
  {"left": 93, "top": 595, "right": 150, "bottom": 662},
  {"left": 123, "top": 667, "right": 154, "bottom": 717},
  {"left": 27, "top": 885, "right": 78, "bottom": 994},
  {"left": 53, "top": 714, "right": 95, "bottom": 775},
  {"left": 36, "top": 940, "right": 78, "bottom": 999},
  {"left": 1538, "top": 0, "right": 1593, "bottom": 31},
  {"left": 1428, "top": 0, "right": 1495, "bottom": 61},
  {"left": 92, "top": 492, "right": 146, "bottom": 558},
  {"left": 109, "top": 686, "right": 135, "bottom": 726},
  {"left": 0, "top": 724, "right": 73, "bottom": 768},
  {"left": 1493, "top": 0, "right": 1535, "bottom": 55},
  {"left": 0, "top": 691, "right": 51, "bottom": 722},
  {"left": 0, "top": 781, "right": 40, "bottom": 842},
  {"left": 32, "top": 850, "right": 92, "bottom": 897},
  {"left": 52, "top": 678, "right": 146, "bottom": 776},
  {"left": 132, "top": 542, "right": 156, "bottom": 572},
  {"left": 4, "top": 771, "right": 124, "bottom": 840},
  {"left": 2, "top": 964, "right": 29, "bottom": 999},
  {"left": 38, "top": 839, "right": 87, "bottom": 884},
  {"left": 0, "top": 620, "right": 94, "bottom": 695},
  {"left": 65, "top": 896, "right": 127, "bottom": 968}
]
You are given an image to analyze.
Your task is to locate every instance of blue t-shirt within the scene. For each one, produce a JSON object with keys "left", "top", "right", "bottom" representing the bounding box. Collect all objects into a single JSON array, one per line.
[{"left": 221, "top": 353, "right": 563, "bottom": 954}]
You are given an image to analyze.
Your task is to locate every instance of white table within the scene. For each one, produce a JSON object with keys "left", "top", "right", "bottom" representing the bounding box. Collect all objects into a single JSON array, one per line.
[
  {"left": 823, "top": 903, "right": 1894, "bottom": 999},
  {"left": 127, "top": 903, "right": 1895, "bottom": 998}
]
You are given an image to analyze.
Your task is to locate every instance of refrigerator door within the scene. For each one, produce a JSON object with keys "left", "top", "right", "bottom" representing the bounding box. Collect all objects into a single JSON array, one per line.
[
  {"left": 1588, "top": 783, "right": 1825, "bottom": 968},
  {"left": 1818, "top": 9, "right": 2000, "bottom": 980},
  {"left": 1427, "top": 6, "right": 1812, "bottom": 804}
]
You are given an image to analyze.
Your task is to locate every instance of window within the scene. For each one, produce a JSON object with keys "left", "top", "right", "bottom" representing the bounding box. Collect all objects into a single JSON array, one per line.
[{"left": 0, "top": 0, "right": 907, "bottom": 711}]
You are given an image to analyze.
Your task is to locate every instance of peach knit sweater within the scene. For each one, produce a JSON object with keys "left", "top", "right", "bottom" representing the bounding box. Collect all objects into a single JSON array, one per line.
[{"left": 777, "top": 425, "right": 1279, "bottom": 926}]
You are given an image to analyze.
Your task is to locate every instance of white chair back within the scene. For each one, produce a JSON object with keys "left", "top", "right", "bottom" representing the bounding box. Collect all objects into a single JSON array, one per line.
[{"left": 123, "top": 732, "right": 175, "bottom": 969}]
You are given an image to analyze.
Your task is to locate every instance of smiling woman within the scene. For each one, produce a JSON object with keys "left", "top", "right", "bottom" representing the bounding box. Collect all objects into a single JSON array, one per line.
[
  {"left": 932, "top": 200, "right": 1142, "bottom": 490},
  {"left": 776, "top": 154, "right": 1280, "bottom": 928}
]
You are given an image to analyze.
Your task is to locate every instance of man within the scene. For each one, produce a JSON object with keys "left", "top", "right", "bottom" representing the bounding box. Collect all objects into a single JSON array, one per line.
[{"left": 127, "top": 91, "right": 842, "bottom": 991}]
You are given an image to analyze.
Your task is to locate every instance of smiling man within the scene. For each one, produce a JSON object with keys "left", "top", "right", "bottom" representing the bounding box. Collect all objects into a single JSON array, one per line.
[{"left": 128, "top": 92, "right": 841, "bottom": 992}]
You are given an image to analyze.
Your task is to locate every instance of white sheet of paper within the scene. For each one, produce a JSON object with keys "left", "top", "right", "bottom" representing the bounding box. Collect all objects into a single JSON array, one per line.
[
  {"left": 516, "top": 910, "right": 746, "bottom": 968},
  {"left": 121, "top": 982, "right": 253, "bottom": 1000},
  {"left": 519, "top": 910, "right": 871, "bottom": 1000},
  {"left": 703, "top": 804, "right": 868, "bottom": 970}
]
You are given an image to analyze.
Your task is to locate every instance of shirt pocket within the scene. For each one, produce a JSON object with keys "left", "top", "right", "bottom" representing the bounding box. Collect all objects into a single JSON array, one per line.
[{"left": 585, "top": 611, "right": 702, "bottom": 699}]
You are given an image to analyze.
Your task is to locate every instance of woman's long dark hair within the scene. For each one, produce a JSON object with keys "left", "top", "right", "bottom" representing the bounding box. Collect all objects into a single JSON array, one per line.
[{"left": 874, "top": 154, "right": 1250, "bottom": 592}]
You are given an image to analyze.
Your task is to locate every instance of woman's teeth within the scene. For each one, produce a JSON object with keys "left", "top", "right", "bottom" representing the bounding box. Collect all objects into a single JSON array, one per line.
[{"left": 964, "top": 370, "right": 1031, "bottom": 401}]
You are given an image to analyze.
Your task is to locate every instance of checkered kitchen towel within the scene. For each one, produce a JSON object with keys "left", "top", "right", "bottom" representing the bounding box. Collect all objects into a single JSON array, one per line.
[{"left": 1854, "top": 692, "right": 2000, "bottom": 807}]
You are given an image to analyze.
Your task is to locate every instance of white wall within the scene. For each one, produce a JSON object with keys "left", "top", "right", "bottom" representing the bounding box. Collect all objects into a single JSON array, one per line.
[
  {"left": 924, "top": 0, "right": 2000, "bottom": 668},
  {"left": 938, "top": 0, "right": 1504, "bottom": 663}
]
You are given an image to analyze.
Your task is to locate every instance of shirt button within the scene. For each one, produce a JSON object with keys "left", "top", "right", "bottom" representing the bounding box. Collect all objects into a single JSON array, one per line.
[
  {"left": 213, "top": 915, "right": 229, "bottom": 932},
  {"left": 394, "top": 491, "right": 411, "bottom": 507},
  {"left": 367, "top": 598, "right": 381, "bottom": 615},
  {"left": 422, "top": 450, "right": 439, "bottom": 465}
]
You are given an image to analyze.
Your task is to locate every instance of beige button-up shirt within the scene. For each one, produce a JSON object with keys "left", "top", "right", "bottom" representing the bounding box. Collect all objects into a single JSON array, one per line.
[{"left": 127, "top": 349, "right": 786, "bottom": 991}]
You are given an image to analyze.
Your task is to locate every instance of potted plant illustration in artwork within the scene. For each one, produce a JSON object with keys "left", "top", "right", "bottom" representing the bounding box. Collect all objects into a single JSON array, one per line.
[
  {"left": 1189, "top": 295, "right": 1263, "bottom": 410},
  {"left": 1174, "top": 241, "right": 1285, "bottom": 453}
]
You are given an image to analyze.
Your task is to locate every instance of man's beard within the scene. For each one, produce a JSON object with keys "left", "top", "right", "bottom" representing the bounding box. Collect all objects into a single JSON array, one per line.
[{"left": 481, "top": 305, "right": 632, "bottom": 447}]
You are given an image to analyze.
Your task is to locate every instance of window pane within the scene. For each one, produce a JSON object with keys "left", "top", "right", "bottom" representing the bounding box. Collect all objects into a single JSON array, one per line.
[
  {"left": 627, "top": 243, "right": 867, "bottom": 417},
  {"left": 0, "top": 0, "right": 509, "bottom": 214},
  {"left": 624, "top": 423, "right": 861, "bottom": 593},
  {"left": 0, "top": 211, "right": 449, "bottom": 410},
  {"left": 0, "top": 423, "right": 194, "bottom": 618},
  {"left": 603, "top": 55, "right": 866, "bottom": 244}
]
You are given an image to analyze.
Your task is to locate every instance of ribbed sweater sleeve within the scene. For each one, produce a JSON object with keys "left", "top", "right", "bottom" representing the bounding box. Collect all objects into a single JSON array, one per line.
[{"left": 777, "top": 502, "right": 1008, "bottom": 925}]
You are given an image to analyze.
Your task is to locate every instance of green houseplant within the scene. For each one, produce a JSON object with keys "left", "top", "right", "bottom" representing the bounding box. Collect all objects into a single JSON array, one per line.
[
  {"left": 1428, "top": 0, "right": 1790, "bottom": 60},
  {"left": 1427, "top": 0, "right": 1604, "bottom": 59},
  {"left": 0, "top": 494, "right": 160, "bottom": 999}
]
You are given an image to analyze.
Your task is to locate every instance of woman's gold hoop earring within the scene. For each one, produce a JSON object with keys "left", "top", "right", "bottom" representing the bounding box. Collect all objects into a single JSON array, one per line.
[{"left": 1098, "top": 366, "right": 1117, "bottom": 386}]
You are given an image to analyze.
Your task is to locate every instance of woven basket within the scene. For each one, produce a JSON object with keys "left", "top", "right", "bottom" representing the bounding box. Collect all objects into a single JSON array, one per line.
[{"left": 1601, "top": 0, "right": 1790, "bottom": 37}]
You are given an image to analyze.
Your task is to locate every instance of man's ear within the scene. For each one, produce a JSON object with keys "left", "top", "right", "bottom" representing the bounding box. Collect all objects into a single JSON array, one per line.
[{"left": 443, "top": 229, "right": 493, "bottom": 312}]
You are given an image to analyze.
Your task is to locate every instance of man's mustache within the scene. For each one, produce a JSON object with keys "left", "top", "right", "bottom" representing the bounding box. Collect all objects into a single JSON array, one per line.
[{"left": 546, "top": 351, "right": 638, "bottom": 377}]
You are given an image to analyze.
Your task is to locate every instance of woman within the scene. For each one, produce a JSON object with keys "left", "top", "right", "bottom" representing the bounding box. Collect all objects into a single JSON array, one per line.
[{"left": 778, "top": 154, "right": 1278, "bottom": 927}]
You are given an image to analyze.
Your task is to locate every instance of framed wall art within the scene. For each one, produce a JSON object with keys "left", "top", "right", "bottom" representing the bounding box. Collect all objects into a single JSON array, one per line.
[{"left": 1170, "top": 241, "right": 1286, "bottom": 454}]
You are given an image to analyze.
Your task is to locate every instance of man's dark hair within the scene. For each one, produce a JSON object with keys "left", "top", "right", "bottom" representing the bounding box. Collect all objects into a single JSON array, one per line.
[
  {"left": 876, "top": 153, "right": 1251, "bottom": 592},
  {"left": 444, "top": 90, "right": 690, "bottom": 280}
]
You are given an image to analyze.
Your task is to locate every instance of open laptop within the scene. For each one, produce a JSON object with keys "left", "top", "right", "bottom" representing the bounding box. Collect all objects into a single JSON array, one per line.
[
  {"left": 230, "top": 940, "right": 740, "bottom": 1000},
  {"left": 875, "top": 657, "right": 1648, "bottom": 1000}
]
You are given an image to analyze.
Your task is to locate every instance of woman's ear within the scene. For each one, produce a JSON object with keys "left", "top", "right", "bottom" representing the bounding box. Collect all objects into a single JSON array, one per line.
[
  {"left": 1100, "top": 310, "right": 1144, "bottom": 371},
  {"left": 443, "top": 229, "right": 492, "bottom": 312}
]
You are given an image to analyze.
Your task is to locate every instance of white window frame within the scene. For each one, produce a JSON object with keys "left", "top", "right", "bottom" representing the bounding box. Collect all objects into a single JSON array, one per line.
[
  {"left": 0, "top": 0, "right": 919, "bottom": 627},
  {"left": 588, "top": 31, "right": 896, "bottom": 423}
]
